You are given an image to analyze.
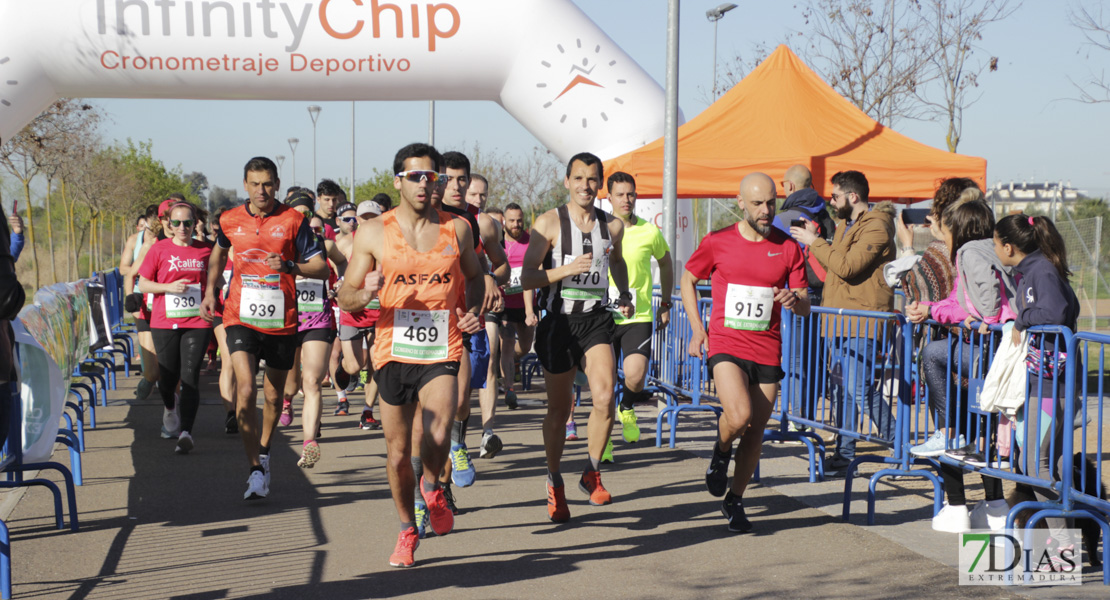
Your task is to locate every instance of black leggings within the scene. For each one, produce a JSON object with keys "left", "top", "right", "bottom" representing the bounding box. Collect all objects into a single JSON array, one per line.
[
  {"left": 941, "top": 463, "right": 1003, "bottom": 506},
  {"left": 152, "top": 328, "right": 211, "bottom": 433}
]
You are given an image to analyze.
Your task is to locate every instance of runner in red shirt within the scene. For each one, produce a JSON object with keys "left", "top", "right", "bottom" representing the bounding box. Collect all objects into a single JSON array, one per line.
[
  {"left": 681, "top": 172, "right": 810, "bottom": 533},
  {"left": 137, "top": 202, "right": 213, "bottom": 455},
  {"left": 201, "top": 156, "right": 328, "bottom": 501}
]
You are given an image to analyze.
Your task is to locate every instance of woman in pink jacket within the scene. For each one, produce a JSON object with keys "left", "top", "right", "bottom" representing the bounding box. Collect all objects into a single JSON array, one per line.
[{"left": 905, "top": 198, "right": 1016, "bottom": 534}]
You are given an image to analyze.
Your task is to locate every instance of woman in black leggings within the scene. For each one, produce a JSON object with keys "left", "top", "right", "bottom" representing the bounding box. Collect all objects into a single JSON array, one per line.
[
  {"left": 906, "top": 196, "right": 1012, "bottom": 532},
  {"left": 137, "top": 202, "right": 214, "bottom": 454}
]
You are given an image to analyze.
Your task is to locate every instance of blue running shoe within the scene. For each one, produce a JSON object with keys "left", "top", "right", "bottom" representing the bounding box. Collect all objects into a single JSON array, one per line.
[
  {"left": 450, "top": 442, "right": 476, "bottom": 487},
  {"left": 909, "top": 430, "right": 946, "bottom": 457}
]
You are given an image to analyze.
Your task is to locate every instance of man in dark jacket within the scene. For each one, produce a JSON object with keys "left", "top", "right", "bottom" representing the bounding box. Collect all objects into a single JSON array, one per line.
[
  {"left": 772, "top": 165, "right": 833, "bottom": 430},
  {"left": 773, "top": 165, "right": 835, "bottom": 251}
]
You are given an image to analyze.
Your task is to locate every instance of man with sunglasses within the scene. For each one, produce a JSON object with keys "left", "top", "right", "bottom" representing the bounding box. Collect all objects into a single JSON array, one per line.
[
  {"left": 202, "top": 156, "right": 329, "bottom": 501},
  {"left": 337, "top": 143, "right": 485, "bottom": 567},
  {"left": 790, "top": 170, "right": 896, "bottom": 478},
  {"left": 330, "top": 202, "right": 360, "bottom": 414},
  {"left": 333, "top": 199, "right": 387, "bottom": 424},
  {"left": 434, "top": 151, "right": 510, "bottom": 506}
]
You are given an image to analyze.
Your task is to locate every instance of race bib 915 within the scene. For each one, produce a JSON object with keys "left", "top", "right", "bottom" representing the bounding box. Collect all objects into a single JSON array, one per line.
[{"left": 724, "top": 284, "right": 773, "bottom": 331}]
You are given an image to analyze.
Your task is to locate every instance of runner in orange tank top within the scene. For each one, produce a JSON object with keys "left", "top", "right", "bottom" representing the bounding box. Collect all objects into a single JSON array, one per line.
[{"left": 337, "top": 143, "right": 485, "bottom": 568}]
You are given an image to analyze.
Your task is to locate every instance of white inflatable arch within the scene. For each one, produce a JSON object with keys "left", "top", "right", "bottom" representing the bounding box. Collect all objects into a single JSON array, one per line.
[{"left": 0, "top": 0, "right": 667, "bottom": 161}]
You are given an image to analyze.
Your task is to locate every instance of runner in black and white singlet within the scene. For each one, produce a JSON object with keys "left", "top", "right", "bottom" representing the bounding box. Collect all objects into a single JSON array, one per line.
[{"left": 520, "top": 152, "right": 634, "bottom": 523}]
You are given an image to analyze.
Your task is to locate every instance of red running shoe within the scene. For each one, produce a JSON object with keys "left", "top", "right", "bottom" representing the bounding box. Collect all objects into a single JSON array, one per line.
[
  {"left": 420, "top": 476, "right": 455, "bottom": 536},
  {"left": 547, "top": 482, "right": 570, "bottom": 522},
  {"left": 389, "top": 527, "right": 420, "bottom": 568},
  {"left": 579, "top": 470, "right": 612, "bottom": 506}
]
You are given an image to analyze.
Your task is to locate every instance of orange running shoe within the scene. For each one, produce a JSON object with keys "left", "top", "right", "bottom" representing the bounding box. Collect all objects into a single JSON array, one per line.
[
  {"left": 420, "top": 476, "right": 455, "bottom": 536},
  {"left": 389, "top": 527, "right": 420, "bottom": 568},
  {"left": 579, "top": 470, "right": 612, "bottom": 506},
  {"left": 547, "top": 482, "right": 570, "bottom": 522}
]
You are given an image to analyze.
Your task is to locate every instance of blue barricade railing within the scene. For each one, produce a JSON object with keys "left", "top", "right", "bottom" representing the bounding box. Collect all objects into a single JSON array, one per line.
[
  {"left": 648, "top": 294, "right": 721, "bottom": 448},
  {"left": 643, "top": 288, "right": 1108, "bottom": 584}
]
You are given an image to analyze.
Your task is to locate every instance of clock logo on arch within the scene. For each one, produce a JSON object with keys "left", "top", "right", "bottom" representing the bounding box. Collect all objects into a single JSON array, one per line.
[{"left": 536, "top": 38, "right": 627, "bottom": 129}]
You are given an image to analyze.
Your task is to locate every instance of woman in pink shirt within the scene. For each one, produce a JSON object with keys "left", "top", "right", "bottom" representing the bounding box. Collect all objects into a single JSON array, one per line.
[
  {"left": 138, "top": 202, "right": 214, "bottom": 455},
  {"left": 905, "top": 198, "right": 1016, "bottom": 534}
]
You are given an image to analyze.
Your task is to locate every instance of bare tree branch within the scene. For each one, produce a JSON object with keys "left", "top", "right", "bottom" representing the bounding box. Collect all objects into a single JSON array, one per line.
[
  {"left": 797, "top": 0, "right": 939, "bottom": 126},
  {"left": 917, "top": 0, "right": 1018, "bottom": 152},
  {"left": 1069, "top": 0, "right": 1110, "bottom": 103}
]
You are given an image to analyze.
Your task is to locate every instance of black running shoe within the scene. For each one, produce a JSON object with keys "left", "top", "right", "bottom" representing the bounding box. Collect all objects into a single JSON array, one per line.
[
  {"left": 944, "top": 444, "right": 987, "bottom": 467},
  {"left": 722, "top": 492, "right": 752, "bottom": 533},
  {"left": 443, "top": 482, "right": 458, "bottom": 515},
  {"left": 225, "top": 411, "right": 238, "bottom": 435},
  {"left": 334, "top": 400, "right": 350, "bottom": 416},
  {"left": 706, "top": 445, "right": 730, "bottom": 497}
]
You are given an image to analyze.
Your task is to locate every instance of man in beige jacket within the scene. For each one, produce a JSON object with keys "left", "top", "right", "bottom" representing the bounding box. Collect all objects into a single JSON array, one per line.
[{"left": 791, "top": 170, "right": 896, "bottom": 477}]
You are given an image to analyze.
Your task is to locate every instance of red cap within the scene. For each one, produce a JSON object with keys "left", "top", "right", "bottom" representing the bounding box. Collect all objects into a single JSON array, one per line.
[{"left": 158, "top": 199, "right": 175, "bottom": 218}]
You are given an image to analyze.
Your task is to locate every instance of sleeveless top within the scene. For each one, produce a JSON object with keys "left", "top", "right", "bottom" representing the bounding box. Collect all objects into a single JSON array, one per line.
[
  {"left": 539, "top": 205, "right": 612, "bottom": 315},
  {"left": 371, "top": 210, "right": 465, "bottom": 368},
  {"left": 132, "top": 229, "right": 145, "bottom": 265}
]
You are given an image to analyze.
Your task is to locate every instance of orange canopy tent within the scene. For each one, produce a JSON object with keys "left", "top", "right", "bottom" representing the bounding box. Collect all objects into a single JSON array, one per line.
[{"left": 602, "top": 45, "right": 986, "bottom": 201}]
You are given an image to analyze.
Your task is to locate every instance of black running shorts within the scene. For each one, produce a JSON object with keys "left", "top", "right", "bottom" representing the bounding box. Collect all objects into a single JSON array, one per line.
[
  {"left": 225, "top": 325, "right": 297, "bottom": 371},
  {"left": 613, "top": 321, "right": 653, "bottom": 359},
  {"left": 708, "top": 354, "right": 785, "bottom": 385},
  {"left": 296, "top": 327, "right": 336, "bottom": 346},
  {"left": 374, "top": 360, "right": 460, "bottom": 406},
  {"left": 535, "top": 309, "right": 615, "bottom": 375}
]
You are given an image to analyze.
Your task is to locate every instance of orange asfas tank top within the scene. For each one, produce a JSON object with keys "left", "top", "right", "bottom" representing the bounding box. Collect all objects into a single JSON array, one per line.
[{"left": 372, "top": 210, "right": 465, "bottom": 369}]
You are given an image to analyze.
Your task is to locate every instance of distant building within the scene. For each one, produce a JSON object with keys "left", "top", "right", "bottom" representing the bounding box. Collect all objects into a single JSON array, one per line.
[{"left": 987, "top": 180, "right": 1088, "bottom": 214}]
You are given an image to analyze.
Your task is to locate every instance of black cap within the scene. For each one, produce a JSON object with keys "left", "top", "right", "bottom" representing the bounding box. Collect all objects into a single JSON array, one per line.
[{"left": 336, "top": 202, "right": 357, "bottom": 216}]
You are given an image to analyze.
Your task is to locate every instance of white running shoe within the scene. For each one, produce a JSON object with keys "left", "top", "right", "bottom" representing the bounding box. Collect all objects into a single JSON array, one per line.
[
  {"left": 161, "top": 406, "right": 181, "bottom": 439},
  {"left": 175, "top": 431, "right": 194, "bottom": 455},
  {"left": 260, "top": 454, "right": 271, "bottom": 496},
  {"left": 932, "top": 503, "right": 971, "bottom": 533},
  {"left": 969, "top": 499, "right": 1008, "bottom": 531},
  {"left": 244, "top": 470, "right": 267, "bottom": 500}
]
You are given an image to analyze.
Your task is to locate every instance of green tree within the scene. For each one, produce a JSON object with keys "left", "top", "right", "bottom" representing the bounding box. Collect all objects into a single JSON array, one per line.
[
  {"left": 353, "top": 169, "right": 398, "bottom": 206},
  {"left": 117, "top": 139, "right": 197, "bottom": 208}
]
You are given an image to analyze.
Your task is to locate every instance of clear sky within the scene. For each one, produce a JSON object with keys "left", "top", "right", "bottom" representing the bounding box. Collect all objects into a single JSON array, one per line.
[{"left": 92, "top": 1, "right": 1110, "bottom": 201}]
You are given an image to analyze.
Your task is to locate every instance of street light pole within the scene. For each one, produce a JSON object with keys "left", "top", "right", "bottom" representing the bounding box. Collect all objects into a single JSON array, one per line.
[
  {"left": 288, "top": 138, "right": 299, "bottom": 187},
  {"left": 428, "top": 100, "right": 435, "bottom": 145},
  {"left": 275, "top": 155, "right": 286, "bottom": 184},
  {"left": 663, "top": 0, "right": 680, "bottom": 267},
  {"left": 350, "top": 101, "right": 356, "bottom": 202},
  {"left": 706, "top": 3, "right": 739, "bottom": 100},
  {"left": 308, "top": 105, "right": 322, "bottom": 190}
]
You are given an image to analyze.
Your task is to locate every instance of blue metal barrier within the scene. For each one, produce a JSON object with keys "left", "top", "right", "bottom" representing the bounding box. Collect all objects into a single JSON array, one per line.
[{"left": 648, "top": 295, "right": 722, "bottom": 448}]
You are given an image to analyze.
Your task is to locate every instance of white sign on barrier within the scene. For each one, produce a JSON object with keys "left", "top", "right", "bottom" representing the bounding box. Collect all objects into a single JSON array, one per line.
[
  {"left": 598, "top": 197, "right": 694, "bottom": 287},
  {"left": 0, "top": 0, "right": 667, "bottom": 161}
]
